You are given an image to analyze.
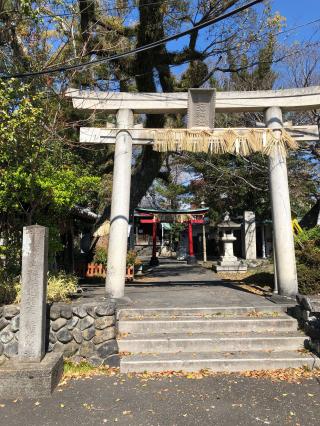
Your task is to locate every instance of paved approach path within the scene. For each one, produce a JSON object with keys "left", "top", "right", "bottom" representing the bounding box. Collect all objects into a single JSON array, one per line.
[
  {"left": 118, "top": 259, "right": 279, "bottom": 310},
  {"left": 1, "top": 373, "right": 320, "bottom": 425}
]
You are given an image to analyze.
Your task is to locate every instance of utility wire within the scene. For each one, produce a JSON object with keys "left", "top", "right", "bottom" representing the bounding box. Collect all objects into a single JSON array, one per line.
[{"left": 1, "top": 0, "right": 264, "bottom": 80}]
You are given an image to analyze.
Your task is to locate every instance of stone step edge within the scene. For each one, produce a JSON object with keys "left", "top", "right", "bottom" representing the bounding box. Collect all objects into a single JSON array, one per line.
[
  {"left": 121, "top": 355, "right": 316, "bottom": 364},
  {"left": 118, "top": 316, "right": 296, "bottom": 324},
  {"left": 117, "top": 305, "right": 291, "bottom": 319},
  {"left": 120, "top": 352, "right": 319, "bottom": 372},
  {"left": 120, "top": 357, "right": 318, "bottom": 373},
  {"left": 117, "top": 334, "right": 306, "bottom": 343}
]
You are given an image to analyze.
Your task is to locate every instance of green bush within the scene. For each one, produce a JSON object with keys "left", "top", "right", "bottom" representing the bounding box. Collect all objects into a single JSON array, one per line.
[
  {"left": 46, "top": 273, "right": 78, "bottom": 302},
  {"left": 93, "top": 248, "right": 141, "bottom": 268},
  {"left": 0, "top": 267, "right": 19, "bottom": 305},
  {"left": 0, "top": 280, "right": 19, "bottom": 305},
  {"left": 297, "top": 263, "right": 320, "bottom": 295},
  {"left": 296, "top": 226, "right": 320, "bottom": 245},
  {"left": 295, "top": 226, "right": 320, "bottom": 295},
  {"left": 126, "top": 250, "right": 141, "bottom": 267},
  {"left": 93, "top": 247, "right": 108, "bottom": 266},
  {"left": 13, "top": 272, "right": 78, "bottom": 304}
]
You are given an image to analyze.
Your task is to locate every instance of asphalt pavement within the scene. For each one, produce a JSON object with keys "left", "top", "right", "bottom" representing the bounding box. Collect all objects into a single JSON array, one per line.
[{"left": 1, "top": 372, "right": 320, "bottom": 425}]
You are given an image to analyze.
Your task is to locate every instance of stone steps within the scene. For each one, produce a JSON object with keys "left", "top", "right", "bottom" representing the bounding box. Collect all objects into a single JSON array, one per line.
[
  {"left": 118, "top": 316, "right": 298, "bottom": 334},
  {"left": 118, "top": 306, "right": 316, "bottom": 373},
  {"left": 120, "top": 350, "right": 318, "bottom": 373},
  {"left": 118, "top": 331, "right": 306, "bottom": 353}
]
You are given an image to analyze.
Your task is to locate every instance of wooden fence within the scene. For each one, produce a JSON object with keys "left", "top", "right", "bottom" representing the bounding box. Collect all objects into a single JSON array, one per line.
[{"left": 85, "top": 263, "right": 134, "bottom": 282}]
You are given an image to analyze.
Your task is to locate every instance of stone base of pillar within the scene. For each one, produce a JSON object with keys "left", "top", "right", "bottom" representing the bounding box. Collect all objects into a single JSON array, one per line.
[
  {"left": 187, "top": 255, "right": 197, "bottom": 265},
  {"left": 213, "top": 257, "right": 247, "bottom": 273},
  {"left": 0, "top": 353, "right": 63, "bottom": 399},
  {"left": 110, "top": 296, "right": 132, "bottom": 305},
  {"left": 149, "top": 256, "right": 159, "bottom": 266},
  {"left": 214, "top": 263, "right": 247, "bottom": 273},
  {"left": 266, "top": 293, "right": 296, "bottom": 305}
]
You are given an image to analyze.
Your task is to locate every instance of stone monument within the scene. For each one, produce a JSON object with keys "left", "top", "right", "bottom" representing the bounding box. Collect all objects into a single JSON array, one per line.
[
  {"left": 0, "top": 225, "right": 63, "bottom": 399},
  {"left": 214, "top": 213, "right": 247, "bottom": 273},
  {"left": 242, "top": 211, "right": 257, "bottom": 260}
]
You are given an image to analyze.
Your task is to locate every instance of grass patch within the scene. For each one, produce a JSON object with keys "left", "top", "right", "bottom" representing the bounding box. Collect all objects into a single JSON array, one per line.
[
  {"left": 64, "top": 360, "right": 97, "bottom": 376},
  {"left": 60, "top": 360, "right": 119, "bottom": 385}
]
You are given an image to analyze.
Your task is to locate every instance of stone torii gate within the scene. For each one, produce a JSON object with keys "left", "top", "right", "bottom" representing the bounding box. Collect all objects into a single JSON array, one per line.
[{"left": 67, "top": 86, "right": 320, "bottom": 300}]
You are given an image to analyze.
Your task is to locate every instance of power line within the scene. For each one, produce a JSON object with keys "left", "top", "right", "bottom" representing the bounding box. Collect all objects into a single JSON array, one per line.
[{"left": 1, "top": 0, "right": 264, "bottom": 80}]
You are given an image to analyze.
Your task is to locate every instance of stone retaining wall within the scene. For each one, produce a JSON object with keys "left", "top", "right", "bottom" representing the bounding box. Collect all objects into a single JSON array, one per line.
[
  {"left": 0, "top": 301, "right": 118, "bottom": 367},
  {"left": 292, "top": 295, "right": 320, "bottom": 354}
]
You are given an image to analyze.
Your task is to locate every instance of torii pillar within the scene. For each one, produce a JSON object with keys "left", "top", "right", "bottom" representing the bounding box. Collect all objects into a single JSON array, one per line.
[
  {"left": 150, "top": 216, "right": 159, "bottom": 266},
  {"left": 106, "top": 109, "right": 133, "bottom": 299},
  {"left": 187, "top": 219, "right": 197, "bottom": 265},
  {"left": 265, "top": 107, "right": 298, "bottom": 296}
]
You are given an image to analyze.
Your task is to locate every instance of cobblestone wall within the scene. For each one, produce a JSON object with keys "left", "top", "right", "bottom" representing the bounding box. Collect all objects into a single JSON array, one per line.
[
  {"left": 291, "top": 295, "right": 320, "bottom": 354},
  {"left": 0, "top": 301, "right": 118, "bottom": 367}
]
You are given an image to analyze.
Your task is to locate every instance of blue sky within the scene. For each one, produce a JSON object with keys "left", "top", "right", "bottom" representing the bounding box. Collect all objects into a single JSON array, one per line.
[
  {"left": 272, "top": 0, "right": 320, "bottom": 43},
  {"left": 161, "top": 0, "right": 320, "bottom": 88}
]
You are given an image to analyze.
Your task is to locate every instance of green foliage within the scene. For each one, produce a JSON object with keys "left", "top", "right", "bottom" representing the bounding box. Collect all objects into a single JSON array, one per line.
[
  {"left": 0, "top": 270, "right": 20, "bottom": 305},
  {"left": 187, "top": 152, "right": 271, "bottom": 220},
  {"left": 153, "top": 178, "right": 188, "bottom": 210},
  {"left": 0, "top": 79, "right": 101, "bottom": 274},
  {"left": 14, "top": 272, "right": 78, "bottom": 304},
  {"left": 0, "top": 79, "right": 100, "bottom": 219},
  {"left": 170, "top": 222, "right": 186, "bottom": 242},
  {"left": 1, "top": 271, "right": 78, "bottom": 305},
  {"left": 63, "top": 360, "right": 96, "bottom": 376},
  {"left": 46, "top": 273, "right": 78, "bottom": 302},
  {"left": 296, "top": 264, "right": 320, "bottom": 295},
  {"left": 296, "top": 227, "right": 320, "bottom": 246},
  {"left": 295, "top": 227, "right": 320, "bottom": 295},
  {"left": 93, "top": 248, "right": 141, "bottom": 267},
  {"left": 93, "top": 247, "right": 108, "bottom": 266},
  {"left": 126, "top": 250, "right": 141, "bottom": 267}
]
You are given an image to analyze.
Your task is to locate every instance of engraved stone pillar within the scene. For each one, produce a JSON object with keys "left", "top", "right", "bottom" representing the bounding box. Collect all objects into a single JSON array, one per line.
[
  {"left": 242, "top": 211, "right": 257, "bottom": 260},
  {"left": 18, "top": 225, "right": 48, "bottom": 362}
]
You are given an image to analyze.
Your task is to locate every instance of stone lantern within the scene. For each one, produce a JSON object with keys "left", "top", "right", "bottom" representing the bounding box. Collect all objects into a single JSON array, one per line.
[{"left": 214, "top": 212, "right": 247, "bottom": 272}]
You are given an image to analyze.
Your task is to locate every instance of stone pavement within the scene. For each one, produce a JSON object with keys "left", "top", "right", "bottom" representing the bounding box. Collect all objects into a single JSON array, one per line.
[
  {"left": 1, "top": 373, "right": 320, "bottom": 425},
  {"left": 119, "top": 259, "right": 280, "bottom": 310},
  {"left": 81, "top": 259, "right": 280, "bottom": 311}
]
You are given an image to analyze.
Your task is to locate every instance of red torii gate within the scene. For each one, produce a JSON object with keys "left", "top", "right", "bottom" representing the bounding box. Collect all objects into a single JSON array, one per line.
[{"left": 134, "top": 207, "right": 209, "bottom": 265}]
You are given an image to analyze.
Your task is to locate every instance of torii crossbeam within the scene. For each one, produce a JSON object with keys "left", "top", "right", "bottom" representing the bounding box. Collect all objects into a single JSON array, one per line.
[{"left": 67, "top": 86, "right": 320, "bottom": 300}]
